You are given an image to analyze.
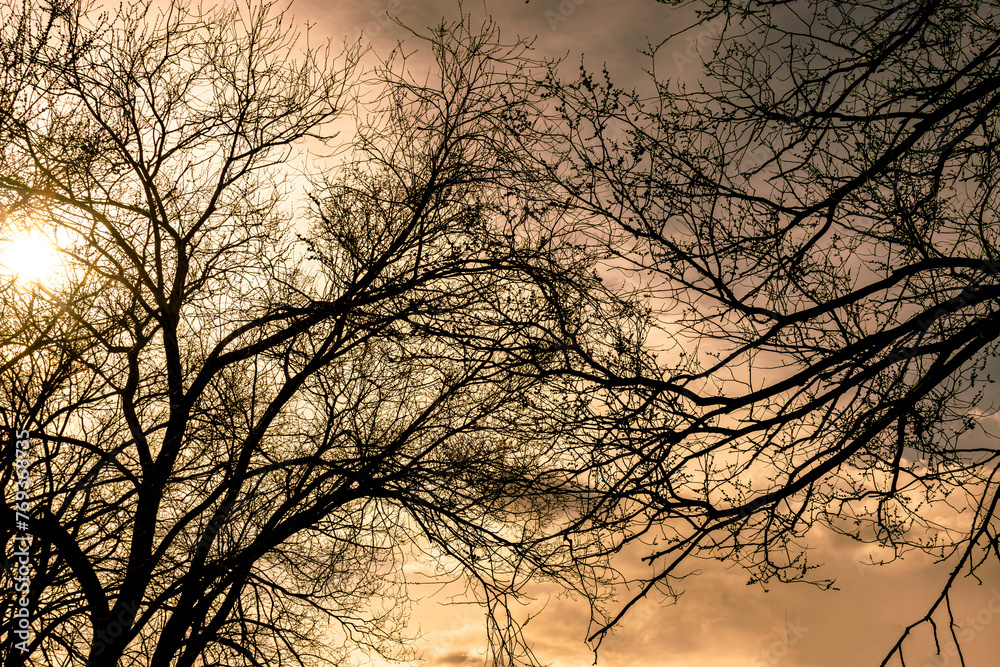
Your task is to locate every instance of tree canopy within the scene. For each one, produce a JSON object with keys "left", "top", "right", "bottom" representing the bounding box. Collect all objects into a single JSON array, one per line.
[
  {"left": 0, "top": 3, "right": 630, "bottom": 665},
  {"left": 544, "top": 0, "right": 1000, "bottom": 663},
  {"left": 2, "top": 0, "right": 1000, "bottom": 666}
]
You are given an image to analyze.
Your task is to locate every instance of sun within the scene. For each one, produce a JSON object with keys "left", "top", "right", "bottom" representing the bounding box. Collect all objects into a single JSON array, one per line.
[{"left": 0, "top": 233, "right": 59, "bottom": 283}]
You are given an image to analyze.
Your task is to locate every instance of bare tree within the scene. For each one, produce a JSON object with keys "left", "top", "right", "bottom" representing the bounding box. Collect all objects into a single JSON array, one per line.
[
  {"left": 541, "top": 0, "right": 1000, "bottom": 662},
  {"left": 0, "top": 2, "right": 629, "bottom": 666}
]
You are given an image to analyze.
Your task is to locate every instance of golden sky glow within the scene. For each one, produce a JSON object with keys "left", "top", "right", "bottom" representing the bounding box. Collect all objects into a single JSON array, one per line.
[
  {"left": 290, "top": 2, "right": 1000, "bottom": 665},
  {"left": 0, "top": 232, "right": 59, "bottom": 283}
]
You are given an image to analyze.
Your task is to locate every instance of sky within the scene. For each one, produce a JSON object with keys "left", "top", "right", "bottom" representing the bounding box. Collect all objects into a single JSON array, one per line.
[{"left": 275, "top": 1, "right": 1000, "bottom": 666}]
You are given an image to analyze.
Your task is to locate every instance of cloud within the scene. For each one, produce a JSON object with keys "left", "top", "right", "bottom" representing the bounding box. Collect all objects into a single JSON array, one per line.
[
  {"left": 287, "top": 3, "right": 1000, "bottom": 666},
  {"left": 430, "top": 651, "right": 481, "bottom": 666}
]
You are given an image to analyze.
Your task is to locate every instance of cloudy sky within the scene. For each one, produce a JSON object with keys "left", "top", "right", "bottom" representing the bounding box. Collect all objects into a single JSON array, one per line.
[{"left": 280, "top": 1, "right": 1000, "bottom": 666}]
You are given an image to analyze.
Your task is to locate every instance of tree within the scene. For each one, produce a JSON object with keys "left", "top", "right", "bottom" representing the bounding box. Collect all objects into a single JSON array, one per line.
[
  {"left": 542, "top": 0, "right": 1000, "bottom": 662},
  {"left": 0, "top": 2, "right": 631, "bottom": 666}
]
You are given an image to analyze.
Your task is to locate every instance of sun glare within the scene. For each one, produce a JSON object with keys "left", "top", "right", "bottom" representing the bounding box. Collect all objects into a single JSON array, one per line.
[{"left": 0, "top": 233, "right": 59, "bottom": 283}]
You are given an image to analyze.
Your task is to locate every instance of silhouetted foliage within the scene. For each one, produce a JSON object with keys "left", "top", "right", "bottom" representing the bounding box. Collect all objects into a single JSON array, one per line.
[
  {"left": 543, "top": 0, "right": 1000, "bottom": 662},
  {"left": 0, "top": 3, "right": 633, "bottom": 666},
  {"left": 8, "top": 0, "right": 1000, "bottom": 665}
]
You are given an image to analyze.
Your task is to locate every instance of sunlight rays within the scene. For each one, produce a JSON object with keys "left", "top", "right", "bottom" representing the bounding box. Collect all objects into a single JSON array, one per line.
[{"left": 0, "top": 231, "right": 59, "bottom": 284}]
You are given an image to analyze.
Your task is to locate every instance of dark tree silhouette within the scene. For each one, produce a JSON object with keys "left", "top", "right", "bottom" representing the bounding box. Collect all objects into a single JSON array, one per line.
[
  {"left": 12, "top": 0, "right": 1000, "bottom": 664},
  {"left": 0, "top": 2, "right": 633, "bottom": 666},
  {"left": 541, "top": 0, "right": 1000, "bottom": 662}
]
